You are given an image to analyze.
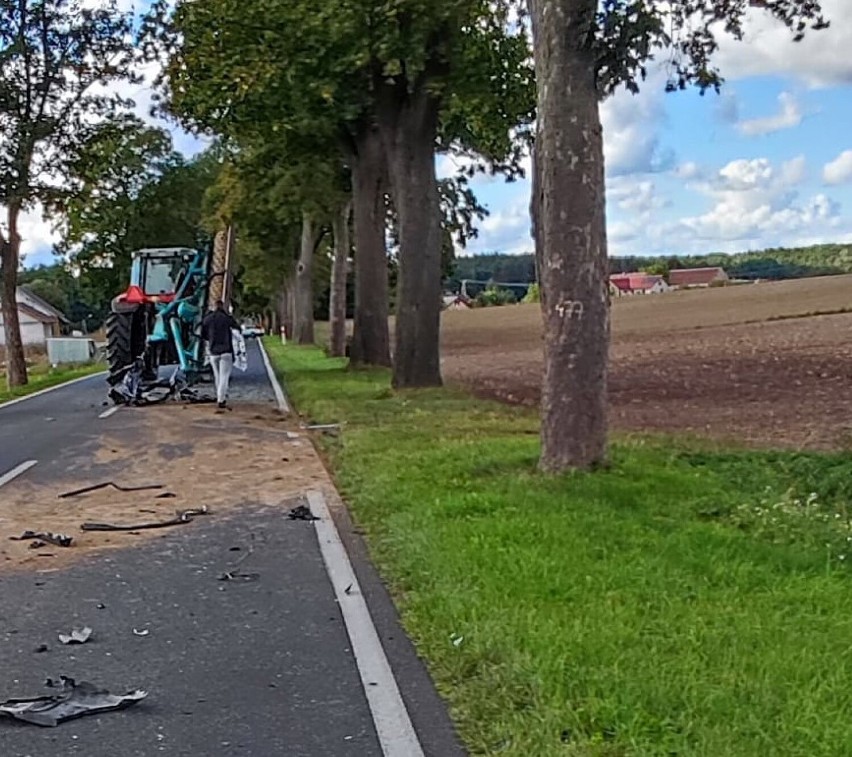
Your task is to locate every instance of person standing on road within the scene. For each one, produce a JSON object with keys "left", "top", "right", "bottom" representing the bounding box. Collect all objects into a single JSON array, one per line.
[{"left": 201, "top": 300, "right": 240, "bottom": 409}]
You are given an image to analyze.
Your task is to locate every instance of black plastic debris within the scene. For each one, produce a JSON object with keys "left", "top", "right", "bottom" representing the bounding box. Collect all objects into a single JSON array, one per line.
[
  {"left": 28, "top": 540, "right": 46, "bottom": 550},
  {"left": 59, "top": 482, "right": 164, "bottom": 499},
  {"left": 0, "top": 676, "right": 147, "bottom": 727},
  {"left": 287, "top": 505, "right": 318, "bottom": 522},
  {"left": 9, "top": 531, "right": 73, "bottom": 548},
  {"left": 81, "top": 507, "right": 209, "bottom": 532},
  {"left": 34, "top": 644, "right": 49, "bottom": 654},
  {"left": 58, "top": 627, "right": 92, "bottom": 645},
  {"left": 155, "top": 492, "right": 177, "bottom": 499}
]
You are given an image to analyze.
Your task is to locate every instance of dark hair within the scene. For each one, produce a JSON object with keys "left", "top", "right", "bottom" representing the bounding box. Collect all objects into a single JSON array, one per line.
[{"left": 214, "top": 299, "right": 224, "bottom": 309}]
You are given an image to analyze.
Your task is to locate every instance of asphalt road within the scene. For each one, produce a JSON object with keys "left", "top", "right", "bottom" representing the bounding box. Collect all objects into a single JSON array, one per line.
[{"left": 0, "top": 340, "right": 466, "bottom": 756}]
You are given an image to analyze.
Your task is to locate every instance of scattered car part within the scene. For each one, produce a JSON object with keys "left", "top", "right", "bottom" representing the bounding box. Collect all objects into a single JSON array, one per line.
[
  {"left": 9, "top": 531, "right": 73, "bottom": 548},
  {"left": 132, "top": 628, "right": 150, "bottom": 637},
  {"left": 80, "top": 506, "right": 209, "bottom": 532},
  {"left": 58, "top": 627, "right": 93, "bottom": 645},
  {"left": 287, "top": 504, "right": 318, "bottom": 522},
  {"left": 0, "top": 676, "right": 147, "bottom": 727},
  {"left": 59, "top": 482, "right": 165, "bottom": 499},
  {"left": 218, "top": 570, "right": 260, "bottom": 582}
]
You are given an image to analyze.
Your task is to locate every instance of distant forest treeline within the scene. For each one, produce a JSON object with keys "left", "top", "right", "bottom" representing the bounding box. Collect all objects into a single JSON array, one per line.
[{"left": 447, "top": 243, "right": 852, "bottom": 291}]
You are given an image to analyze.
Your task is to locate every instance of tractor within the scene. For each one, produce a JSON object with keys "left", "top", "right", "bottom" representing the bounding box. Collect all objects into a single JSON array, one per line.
[{"left": 105, "top": 235, "right": 232, "bottom": 403}]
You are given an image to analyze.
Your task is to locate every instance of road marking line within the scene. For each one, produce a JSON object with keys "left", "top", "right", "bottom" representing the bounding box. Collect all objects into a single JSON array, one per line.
[
  {"left": 0, "top": 460, "right": 38, "bottom": 489},
  {"left": 257, "top": 339, "right": 291, "bottom": 413},
  {"left": 99, "top": 406, "right": 119, "bottom": 419},
  {"left": 0, "top": 372, "right": 106, "bottom": 411},
  {"left": 306, "top": 490, "right": 425, "bottom": 757}
]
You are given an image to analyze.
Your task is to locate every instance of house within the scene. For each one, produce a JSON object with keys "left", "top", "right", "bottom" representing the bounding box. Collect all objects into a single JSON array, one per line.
[
  {"left": 668, "top": 267, "right": 728, "bottom": 289},
  {"left": 609, "top": 273, "right": 670, "bottom": 296},
  {"left": 0, "top": 286, "right": 68, "bottom": 347}
]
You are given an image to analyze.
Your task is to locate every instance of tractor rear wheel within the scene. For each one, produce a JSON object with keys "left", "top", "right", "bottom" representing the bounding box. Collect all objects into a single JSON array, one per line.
[{"left": 106, "top": 310, "right": 157, "bottom": 385}]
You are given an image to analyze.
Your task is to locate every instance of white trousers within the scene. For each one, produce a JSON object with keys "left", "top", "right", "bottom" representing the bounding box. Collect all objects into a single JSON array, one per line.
[{"left": 209, "top": 353, "right": 234, "bottom": 404}]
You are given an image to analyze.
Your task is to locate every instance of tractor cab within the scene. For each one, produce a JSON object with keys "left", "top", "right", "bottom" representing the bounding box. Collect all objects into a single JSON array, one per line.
[{"left": 116, "top": 248, "right": 201, "bottom": 306}]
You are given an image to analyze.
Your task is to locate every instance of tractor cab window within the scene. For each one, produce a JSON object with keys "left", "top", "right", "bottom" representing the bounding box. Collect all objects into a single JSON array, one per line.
[{"left": 142, "top": 258, "right": 182, "bottom": 295}]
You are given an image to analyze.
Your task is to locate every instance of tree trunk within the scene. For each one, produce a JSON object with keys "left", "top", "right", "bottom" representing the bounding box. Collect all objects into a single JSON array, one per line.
[
  {"left": 294, "top": 212, "right": 318, "bottom": 345},
  {"left": 1, "top": 205, "right": 29, "bottom": 388},
  {"left": 528, "top": 0, "right": 610, "bottom": 472},
  {"left": 329, "top": 199, "right": 352, "bottom": 358},
  {"left": 379, "top": 87, "right": 443, "bottom": 388},
  {"left": 277, "top": 278, "right": 293, "bottom": 341},
  {"left": 349, "top": 125, "right": 391, "bottom": 367}
]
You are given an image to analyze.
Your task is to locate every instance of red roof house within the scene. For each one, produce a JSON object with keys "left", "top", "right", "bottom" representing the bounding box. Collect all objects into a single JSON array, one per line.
[
  {"left": 668, "top": 267, "right": 728, "bottom": 288},
  {"left": 609, "top": 273, "right": 669, "bottom": 295}
]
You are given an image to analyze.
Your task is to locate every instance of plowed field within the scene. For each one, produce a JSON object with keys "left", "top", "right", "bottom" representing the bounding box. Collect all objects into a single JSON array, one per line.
[{"left": 441, "top": 275, "right": 852, "bottom": 449}]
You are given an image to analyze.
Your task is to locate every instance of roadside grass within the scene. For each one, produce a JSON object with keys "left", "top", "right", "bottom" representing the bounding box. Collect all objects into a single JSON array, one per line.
[
  {"left": 0, "top": 361, "right": 104, "bottom": 405},
  {"left": 265, "top": 339, "right": 852, "bottom": 757}
]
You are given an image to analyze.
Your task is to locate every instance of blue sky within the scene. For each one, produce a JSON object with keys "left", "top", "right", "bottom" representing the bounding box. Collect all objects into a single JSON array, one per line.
[{"left": 19, "top": 0, "right": 852, "bottom": 267}]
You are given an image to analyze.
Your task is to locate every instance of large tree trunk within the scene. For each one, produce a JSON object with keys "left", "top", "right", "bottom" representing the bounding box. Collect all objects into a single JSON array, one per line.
[
  {"left": 294, "top": 212, "right": 318, "bottom": 345},
  {"left": 329, "top": 199, "right": 352, "bottom": 358},
  {"left": 379, "top": 87, "right": 443, "bottom": 388},
  {"left": 528, "top": 0, "right": 610, "bottom": 472},
  {"left": 349, "top": 125, "right": 391, "bottom": 367},
  {"left": 1, "top": 205, "right": 29, "bottom": 388}
]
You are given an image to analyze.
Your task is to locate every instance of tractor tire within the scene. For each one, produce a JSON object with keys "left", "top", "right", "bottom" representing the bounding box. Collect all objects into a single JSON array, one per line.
[{"left": 106, "top": 310, "right": 157, "bottom": 386}]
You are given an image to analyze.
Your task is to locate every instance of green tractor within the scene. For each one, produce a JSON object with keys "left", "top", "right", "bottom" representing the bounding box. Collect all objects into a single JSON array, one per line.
[{"left": 106, "top": 238, "right": 231, "bottom": 403}]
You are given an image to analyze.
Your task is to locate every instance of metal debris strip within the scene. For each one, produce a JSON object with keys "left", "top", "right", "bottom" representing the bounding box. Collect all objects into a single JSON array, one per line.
[
  {"left": 0, "top": 676, "right": 147, "bottom": 727},
  {"left": 9, "top": 531, "right": 73, "bottom": 548},
  {"left": 287, "top": 504, "right": 319, "bottom": 522},
  {"left": 218, "top": 535, "right": 259, "bottom": 582},
  {"left": 59, "top": 481, "right": 165, "bottom": 499},
  {"left": 80, "top": 506, "right": 209, "bottom": 532},
  {"left": 58, "top": 627, "right": 93, "bottom": 645}
]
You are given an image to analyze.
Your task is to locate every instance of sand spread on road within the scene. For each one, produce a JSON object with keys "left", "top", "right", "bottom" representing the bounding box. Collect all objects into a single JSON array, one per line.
[{"left": 0, "top": 402, "right": 335, "bottom": 572}]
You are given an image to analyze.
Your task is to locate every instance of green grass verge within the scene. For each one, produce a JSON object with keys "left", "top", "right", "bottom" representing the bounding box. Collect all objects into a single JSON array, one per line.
[
  {"left": 265, "top": 339, "right": 852, "bottom": 756},
  {"left": 0, "top": 362, "right": 104, "bottom": 405}
]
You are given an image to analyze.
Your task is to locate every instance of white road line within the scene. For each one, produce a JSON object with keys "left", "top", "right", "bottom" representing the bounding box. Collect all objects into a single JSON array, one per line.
[
  {"left": 0, "top": 371, "right": 106, "bottom": 411},
  {"left": 257, "top": 339, "right": 291, "bottom": 413},
  {"left": 0, "top": 460, "right": 38, "bottom": 489},
  {"left": 306, "top": 490, "right": 425, "bottom": 757}
]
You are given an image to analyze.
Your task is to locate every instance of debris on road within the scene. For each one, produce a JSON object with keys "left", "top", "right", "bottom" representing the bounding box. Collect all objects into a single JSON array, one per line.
[
  {"left": 58, "top": 627, "right": 93, "bottom": 645},
  {"left": 303, "top": 423, "right": 342, "bottom": 436},
  {"left": 155, "top": 492, "right": 177, "bottom": 499},
  {"left": 132, "top": 628, "right": 150, "bottom": 637},
  {"left": 59, "top": 482, "right": 165, "bottom": 499},
  {"left": 218, "top": 570, "right": 260, "bottom": 582},
  {"left": 287, "top": 504, "right": 318, "bottom": 522},
  {"left": 81, "top": 506, "right": 209, "bottom": 532},
  {"left": 9, "top": 531, "right": 73, "bottom": 548},
  {"left": 34, "top": 644, "right": 49, "bottom": 654},
  {"left": 0, "top": 676, "right": 147, "bottom": 727},
  {"left": 28, "top": 540, "right": 46, "bottom": 549}
]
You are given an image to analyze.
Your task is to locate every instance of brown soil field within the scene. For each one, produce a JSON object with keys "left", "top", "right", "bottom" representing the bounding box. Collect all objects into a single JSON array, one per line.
[{"left": 441, "top": 275, "right": 852, "bottom": 449}]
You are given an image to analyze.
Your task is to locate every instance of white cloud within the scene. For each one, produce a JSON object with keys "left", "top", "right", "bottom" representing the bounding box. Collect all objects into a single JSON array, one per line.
[
  {"left": 670, "top": 156, "right": 839, "bottom": 244},
  {"left": 467, "top": 196, "right": 531, "bottom": 254},
  {"left": 17, "top": 206, "right": 61, "bottom": 264},
  {"left": 737, "top": 92, "right": 802, "bottom": 136},
  {"left": 715, "top": 0, "right": 852, "bottom": 87},
  {"left": 601, "top": 70, "right": 673, "bottom": 176},
  {"left": 673, "top": 161, "right": 702, "bottom": 180},
  {"left": 823, "top": 150, "right": 852, "bottom": 185}
]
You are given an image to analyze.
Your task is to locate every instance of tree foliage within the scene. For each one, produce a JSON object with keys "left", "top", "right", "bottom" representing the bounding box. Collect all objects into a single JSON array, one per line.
[{"left": 0, "top": 0, "right": 140, "bottom": 385}]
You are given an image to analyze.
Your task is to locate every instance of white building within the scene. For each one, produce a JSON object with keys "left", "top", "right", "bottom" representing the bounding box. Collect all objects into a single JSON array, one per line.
[{"left": 0, "top": 287, "right": 67, "bottom": 346}]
